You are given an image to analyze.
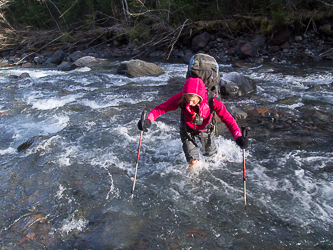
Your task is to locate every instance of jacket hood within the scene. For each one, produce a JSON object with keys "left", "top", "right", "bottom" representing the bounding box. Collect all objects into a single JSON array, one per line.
[{"left": 182, "top": 77, "right": 207, "bottom": 101}]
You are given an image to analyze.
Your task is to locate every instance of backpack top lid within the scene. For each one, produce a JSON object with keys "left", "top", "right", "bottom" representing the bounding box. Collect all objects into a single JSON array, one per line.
[{"left": 186, "top": 53, "right": 220, "bottom": 90}]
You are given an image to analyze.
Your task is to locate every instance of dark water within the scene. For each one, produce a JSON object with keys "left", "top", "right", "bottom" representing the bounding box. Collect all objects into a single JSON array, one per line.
[{"left": 0, "top": 60, "right": 332, "bottom": 249}]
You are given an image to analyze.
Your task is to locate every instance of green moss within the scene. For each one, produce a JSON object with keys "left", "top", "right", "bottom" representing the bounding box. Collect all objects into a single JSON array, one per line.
[
  {"left": 312, "top": 13, "right": 325, "bottom": 22},
  {"left": 60, "top": 32, "right": 74, "bottom": 43},
  {"left": 319, "top": 26, "right": 333, "bottom": 37},
  {"left": 272, "top": 11, "right": 288, "bottom": 22},
  {"left": 253, "top": 16, "right": 264, "bottom": 25},
  {"left": 266, "top": 23, "right": 274, "bottom": 34},
  {"left": 229, "top": 20, "right": 240, "bottom": 31},
  {"left": 82, "top": 14, "right": 96, "bottom": 30},
  {"left": 128, "top": 25, "right": 152, "bottom": 43},
  {"left": 260, "top": 18, "right": 268, "bottom": 34}
]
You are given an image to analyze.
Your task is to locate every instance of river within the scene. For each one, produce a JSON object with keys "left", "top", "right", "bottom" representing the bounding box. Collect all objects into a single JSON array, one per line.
[{"left": 0, "top": 58, "right": 332, "bottom": 249}]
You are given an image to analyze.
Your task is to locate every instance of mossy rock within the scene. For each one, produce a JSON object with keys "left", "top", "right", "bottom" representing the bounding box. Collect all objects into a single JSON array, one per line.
[{"left": 319, "top": 25, "right": 333, "bottom": 37}]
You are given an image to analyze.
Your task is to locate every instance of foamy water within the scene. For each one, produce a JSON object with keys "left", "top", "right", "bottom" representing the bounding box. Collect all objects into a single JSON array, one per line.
[{"left": 0, "top": 60, "right": 332, "bottom": 248}]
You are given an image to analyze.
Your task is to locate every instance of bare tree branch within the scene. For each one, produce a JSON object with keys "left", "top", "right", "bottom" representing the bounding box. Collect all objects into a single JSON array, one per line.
[
  {"left": 11, "top": 31, "right": 68, "bottom": 65},
  {"left": 318, "top": 0, "right": 333, "bottom": 7},
  {"left": 44, "top": 0, "right": 68, "bottom": 29},
  {"left": 59, "top": 0, "right": 78, "bottom": 18},
  {"left": 319, "top": 48, "right": 333, "bottom": 57},
  {"left": 166, "top": 19, "right": 188, "bottom": 59},
  {"left": 44, "top": 1, "right": 60, "bottom": 30}
]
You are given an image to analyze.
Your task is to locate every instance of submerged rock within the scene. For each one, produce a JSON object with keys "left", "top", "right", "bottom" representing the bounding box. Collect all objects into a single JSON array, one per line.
[
  {"left": 3, "top": 213, "right": 53, "bottom": 247},
  {"left": 228, "top": 106, "right": 248, "bottom": 119},
  {"left": 17, "top": 136, "right": 42, "bottom": 152},
  {"left": 220, "top": 72, "right": 256, "bottom": 97},
  {"left": 84, "top": 210, "right": 145, "bottom": 249},
  {"left": 58, "top": 89, "right": 74, "bottom": 97},
  {"left": 18, "top": 73, "right": 30, "bottom": 79}
]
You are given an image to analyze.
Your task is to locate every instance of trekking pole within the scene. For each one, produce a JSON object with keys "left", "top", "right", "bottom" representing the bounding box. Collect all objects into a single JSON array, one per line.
[
  {"left": 131, "top": 110, "right": 147, "bottom": 199},
  {"left": 241, "top": 126, "right": 250, "bottom": 209}
]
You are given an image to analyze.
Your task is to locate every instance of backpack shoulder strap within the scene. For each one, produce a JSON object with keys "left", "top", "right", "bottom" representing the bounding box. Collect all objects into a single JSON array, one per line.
[{"left": 208, "top": 94, "right": 220, "bottom": 113}]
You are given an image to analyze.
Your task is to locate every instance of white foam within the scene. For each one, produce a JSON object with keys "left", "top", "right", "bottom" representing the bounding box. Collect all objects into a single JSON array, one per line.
[
  {"left": 57, "top": 145, "right": 79, "bottom": 167},
  {"left": 81, "top": 99, "right": 115, "bottom": 109},
  {"left": 114, "top": 125, "right": 137, "bottom": 143},
  {"left": 45, "top": 115, "right": 69, "bottom": 134},
  {"left": 60, "top": 212, "right": 88, "bottom": 234},
  {"left": 295, "top": 169, "right": 304, "bottom": 178},
  {"left": 1, "top": 68, "right": 65, "bottom": 79},
  {"left": 10, "top": 117, "right": 68, "bottom": 152},
  {"left": 248, "top": 147, "right": 333, "bottom": 228},
  {"left": 56, "top": 184, "right": 66, "bottom": 199},
  {"left": 80, "top": 91, "right": 157, "bottom": 109},
  {"left": 74, "top": 67, "right": 91, "bottom": 72},
  {"left": 15, "top": 115, "right": 69, "bottom": 136},
  {"left": 84, "top": 121, "right": 96, "bottom": 131},
  {"left": 0, "top": 147, "right": 16, "bottom": 155},
  {"left": 29, "top": 95, "right": 78, "bottom": 110},
  {"left": 25, "top": 135, "right": 62, "bottom": 156},
  {"left": 104, "top": 74, "right": 132, "bottom": 86},
  {"left": 278, "top": 102, "right": 304, "bottom": 110},
  {"left": 90, "top": 155, "right": 121, "bottom": 199}
]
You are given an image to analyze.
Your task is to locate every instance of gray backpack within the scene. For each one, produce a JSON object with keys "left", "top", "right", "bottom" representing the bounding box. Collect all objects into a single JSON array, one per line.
[{"left": 186, "top": 53, "right": 221, "bottom": 112}]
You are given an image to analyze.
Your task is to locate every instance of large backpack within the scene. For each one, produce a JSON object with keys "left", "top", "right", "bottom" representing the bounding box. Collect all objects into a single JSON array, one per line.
[{"left": 186, "top": 53, "right": 221, "bottom": 112}]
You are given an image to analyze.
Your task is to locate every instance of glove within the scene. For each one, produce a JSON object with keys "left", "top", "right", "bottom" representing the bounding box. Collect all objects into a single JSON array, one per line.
[
  {"left": 236, "top": 136, "right": 248, "bottom": 149},
  {"left": 137, "top": 119, "right": 151, "bottom": 132}
]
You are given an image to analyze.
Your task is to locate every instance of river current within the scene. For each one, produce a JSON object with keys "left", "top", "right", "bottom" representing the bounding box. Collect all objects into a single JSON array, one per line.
[{"left": 0, "top": 59, "right": 332, "bottom": 249}]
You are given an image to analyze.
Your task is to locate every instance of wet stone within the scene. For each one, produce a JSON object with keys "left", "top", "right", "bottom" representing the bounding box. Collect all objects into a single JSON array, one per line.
[
  {"left": 277, "top": 96, "right": 297, "bottom": 105},
  {"left": 17, "top": 136, "right": 42, "bottom": 152}
]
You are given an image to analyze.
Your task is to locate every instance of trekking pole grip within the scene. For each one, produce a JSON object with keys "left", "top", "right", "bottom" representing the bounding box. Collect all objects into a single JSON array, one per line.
[
  {"left": 241, "top": 126, "right": 250, "bottom": 137},
  {"left": 139, "top": 110, "right": 148, "bottom": 132},
  {"left": 141, "top": 110, "right": 147, "bottom": 122}
]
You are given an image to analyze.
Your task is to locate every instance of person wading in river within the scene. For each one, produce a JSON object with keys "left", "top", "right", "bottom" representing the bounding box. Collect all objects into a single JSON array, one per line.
[{"left": 138, "top": 77, "right": 248, "bottom": 169}]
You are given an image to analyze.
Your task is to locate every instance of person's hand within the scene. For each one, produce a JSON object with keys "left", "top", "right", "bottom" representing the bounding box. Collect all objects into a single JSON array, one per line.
[
  {"left": 236, "top": 136, "right": 248, "bottom": 149},
  {"left": 137, "top": 119, "right": 151, "bottom": 132}
]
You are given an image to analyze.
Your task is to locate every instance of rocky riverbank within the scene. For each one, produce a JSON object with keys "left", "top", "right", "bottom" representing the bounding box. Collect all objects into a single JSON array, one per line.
[{"left": 1, "top": 26, "right": 333, "bottom": 69}]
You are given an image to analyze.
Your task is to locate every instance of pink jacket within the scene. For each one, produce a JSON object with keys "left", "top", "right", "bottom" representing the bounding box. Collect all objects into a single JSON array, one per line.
[{"left": 147, "top": 78, "right": 242, "bottom": 140}]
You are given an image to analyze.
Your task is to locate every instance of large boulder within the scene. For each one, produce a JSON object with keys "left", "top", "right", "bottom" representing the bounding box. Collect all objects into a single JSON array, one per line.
[
  {"left": 57, "top": 61, "right": 72, "bottom": 71},
  {"left": 191, "top": 32, "right": 212, "bottom": 51},
  {"left": 70, "top": 56, "right": 108, "bottom": 70},
  {"left": 116, "top": 59, "right": 165, "bottom": 78},
  {"left": 69, "top": 51, "right": 83, "bottom": 62},
  {"left": 0, "top": 59, "right": 9, "bottom": 67},
  {"left": 50, "top": 50, "right": 66, "bottom": 65},
  {"left": 71, "top": 56, "right": 98, "bottom": 68},
  {"left": 270, "top": 29, "right": 293, "bottom": 45},
  {"left": 238, "top": 43, "right": 258, "bottom": 58},
  {"left": 183, "top": 53, "right": 193, "bottom": 64},
  {"left": 220, "top": 72, "right": 256, "bottom": 97}
]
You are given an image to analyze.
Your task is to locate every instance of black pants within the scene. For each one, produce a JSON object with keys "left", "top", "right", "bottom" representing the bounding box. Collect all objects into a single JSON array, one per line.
[{"left": 180, "top": 123, "right": 217, "bottom": 162}]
